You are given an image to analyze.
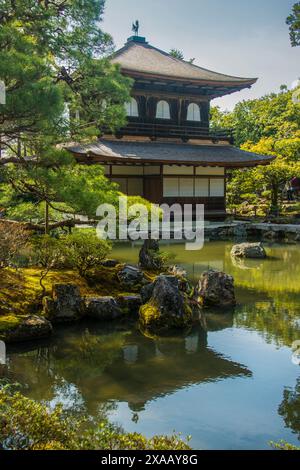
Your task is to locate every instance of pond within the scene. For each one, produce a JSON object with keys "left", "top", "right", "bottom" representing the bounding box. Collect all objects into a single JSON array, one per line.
[{"left": 3, "top": 241, "right": 300, "bottom": 450}]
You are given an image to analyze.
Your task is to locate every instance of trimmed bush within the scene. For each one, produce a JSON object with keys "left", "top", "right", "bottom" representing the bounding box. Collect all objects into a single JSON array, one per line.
[{"left": 63, "top": 230, "right": 112, "bottom": 277}]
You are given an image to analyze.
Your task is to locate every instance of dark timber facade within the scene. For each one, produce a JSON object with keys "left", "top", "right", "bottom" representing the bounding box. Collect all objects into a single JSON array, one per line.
[{"left": 70, "top": 35, "right": 274, "bottom": 220}]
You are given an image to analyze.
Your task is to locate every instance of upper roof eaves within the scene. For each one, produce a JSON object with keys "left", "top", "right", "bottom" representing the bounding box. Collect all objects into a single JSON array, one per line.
[{"left": 111, "top": 38, "right": 257, "bottom": 86}]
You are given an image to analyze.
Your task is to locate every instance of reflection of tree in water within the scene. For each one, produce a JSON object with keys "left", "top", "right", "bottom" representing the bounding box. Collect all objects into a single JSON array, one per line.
[
  {"left": 204, "top": 312, "right": 234, "bottom": 332},
  {"left": 226, "top": 244, "right": 300, "bottom": 297},
  {"left": 234, "top": 300, "right": 300, "bottom": 348},
  {"left": 278, "top": 378, "right": 300, "bottom": 440},
  {"left": 224, "top": 242, "right": 300, "bottom": 348}
]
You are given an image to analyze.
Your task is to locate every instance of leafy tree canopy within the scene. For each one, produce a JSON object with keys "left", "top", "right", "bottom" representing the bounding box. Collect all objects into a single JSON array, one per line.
[
  {"left": 211, "top": 87, "right": 300, "bottom": 148},
  {"left": 211, "top": 86, "right": 300, "bottom": 214},
  {"left": 287, "top": 2, "right": 300, "bottom": 47},
  {"left": 0, "top": 0, "right": 132, "bottom": 145},
  {"left": 0, "top": 1, "right": 135, "bottom": 231}
]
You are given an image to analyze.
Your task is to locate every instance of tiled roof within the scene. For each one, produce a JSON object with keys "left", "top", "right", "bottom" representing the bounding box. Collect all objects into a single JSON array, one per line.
[
  {"left": 111, "top": 38, "right": 257, "bottom": 86},
  {"left": 69, "top": 139, "right": 274, "bottom": 168}
]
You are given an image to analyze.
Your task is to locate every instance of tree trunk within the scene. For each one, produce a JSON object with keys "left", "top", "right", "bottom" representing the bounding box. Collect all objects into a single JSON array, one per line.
[
  {"left": 45, "top": 201, "right": 49, "bottom": 235},
  {"left": 271, "top": 182, "right": 279, "bottom": 216}
]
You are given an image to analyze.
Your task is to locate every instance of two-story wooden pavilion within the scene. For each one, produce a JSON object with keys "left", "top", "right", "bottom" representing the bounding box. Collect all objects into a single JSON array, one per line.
[{"left": 70, "top": 35, "right": 274, "bottom": 219}]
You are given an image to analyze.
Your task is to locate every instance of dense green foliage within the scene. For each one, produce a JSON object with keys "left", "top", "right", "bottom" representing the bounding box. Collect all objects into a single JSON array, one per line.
[
  {"left": 211, "top": 87, "right": 300, "bottom": 148},
  {"left": 32, "top": 230, "right": 111, "bottom": 291},
  {"left": 63, "top": 230, "right": 111, "bottom": 276},
  {"left": 0, "top": 0, "right": 131, "bottom": 140},
  {"left": 0, "top": 386, "right": 191, "bottom": 450},
  {"left": 0, "top": 0, "right": 132, "bottom": 230},
  {"left": 211, "top": 86, "right": 300, "bottom": 215},
  {"left": 0, "top": 161, "right": 120, "bottom": 228},
  {"left": 0, "top": 221, "right": 29, "bottom": 268},
  {"left": 287, "top": 2, "right": 300, "bottom": 47}
]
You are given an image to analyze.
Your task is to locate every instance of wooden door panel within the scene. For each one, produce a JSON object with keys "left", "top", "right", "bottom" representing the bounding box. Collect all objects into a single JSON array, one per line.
[{"left": 144, "top": 176, "right": 162, "bottom": 203}]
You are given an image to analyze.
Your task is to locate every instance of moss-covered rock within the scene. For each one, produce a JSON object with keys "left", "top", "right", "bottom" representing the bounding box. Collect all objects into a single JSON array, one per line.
[
  {"left": 43, "top": 284, "right": 85, "bottom": 323},
  {"left": 195, "top": 270, "right": 236, "bottom": 309},
  {"left": 86, "top": 294, "right": 142, "bottom": 321},
  {"left": 139, "top": 239, "right": 164, "bottom": 272},
  {"left": 231, "top": 242, "right": 267, "bottom": 259},
  {"left": 117, "top": 265, "right": 146, "bottom": 291},
  {"left": 116, "top": 295, "right": 142, "bottom": 318},
  {"left": 85, "top": 296, "right": 123, "bottom": 321},
  {"left": 0, "top": 265, "right": 141, "bottom": 317},
  {"left": 139, "top": 275, "right": 193, "bottom": 334},
  {"left": 0, "top": 314, "right": 52, "bottom": 343}
]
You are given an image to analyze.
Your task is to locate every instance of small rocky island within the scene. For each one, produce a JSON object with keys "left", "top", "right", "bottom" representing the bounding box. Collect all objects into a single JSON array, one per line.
[
  {"left": 231, "top": 242, "right": 267, "bottom": 259},
  {"left": 0, "top": 239, "right": 238, "bottom": 344}
]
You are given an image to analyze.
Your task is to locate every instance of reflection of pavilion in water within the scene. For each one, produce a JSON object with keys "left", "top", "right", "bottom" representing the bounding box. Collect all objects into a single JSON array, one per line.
[
  {"left": 6, "top": 318, "right": 251, "bottom": 414},
  {"left": 115, "top": 325, "right": 251, "bottom": 412}
]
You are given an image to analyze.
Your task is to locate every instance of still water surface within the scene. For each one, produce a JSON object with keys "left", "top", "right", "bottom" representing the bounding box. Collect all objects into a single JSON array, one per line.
[{"left": 4, "top": 241, "right": 300, "bottom": 450}]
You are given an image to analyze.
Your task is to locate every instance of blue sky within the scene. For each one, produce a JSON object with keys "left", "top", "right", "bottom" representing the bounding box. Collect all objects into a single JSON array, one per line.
[{"left": 102, "top": 0, "right": 299, "bottom": 110}]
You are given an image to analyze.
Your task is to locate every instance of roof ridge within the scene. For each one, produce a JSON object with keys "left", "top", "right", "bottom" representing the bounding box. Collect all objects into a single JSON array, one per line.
[
  {"left": 111, "top": 39, "right": 257, "bottom": 84},
  {"left": 140, "top": 42, "right": 256, "bottom": 82}
]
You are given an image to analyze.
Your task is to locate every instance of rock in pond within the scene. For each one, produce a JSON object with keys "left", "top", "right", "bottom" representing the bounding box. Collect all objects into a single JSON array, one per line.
[
  {"left": 195, "top": 270, "right": 236, "bottom": 309},
  {"left": 117, "top": 265, "right": 145, "bottom": 289},
  {"left": 43, "top": 284, "right": 85, "bottom": 323},
  {"left": 85, "top": 297, "right": 123, "bottom": 320},
  {"left": 86, "top": 295, "right": 142, "bottom": 320},
  {"left": 231, "top": 242, "right": 267, "bottom": 259},
  {"left": 139, "top": 239, "right": 163, "bottom": 271},
  {"left": 139, "top": 275, "right": 193, "bottom": 333},
  {"left": 0, "top": 315, "right": 52, "bottom": 343}
]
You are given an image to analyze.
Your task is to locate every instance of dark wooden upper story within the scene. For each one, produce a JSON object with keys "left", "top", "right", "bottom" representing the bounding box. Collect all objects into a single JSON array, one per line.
[{"left": 105, "top": 36, "right": 257, "bottom": 143}]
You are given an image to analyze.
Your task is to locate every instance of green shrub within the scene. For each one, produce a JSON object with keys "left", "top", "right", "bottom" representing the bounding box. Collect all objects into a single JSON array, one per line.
[
  {"left": 126, "top": 196, "right": 163, "bottom": 222},
  {"left": 63, "top": 230, "right": 112, "bottom": 277},
  {"left": 32, "top": 235, "right": 64, "bottom": 269},
  {"left": 0, "top": 388, "right": 191, "bottom": 450},
  {"left": 0, "top": 222, "right": 29, "bottom": 269},
  {"left": 32, "top": 235, "right": 65, "bottom": 295}
]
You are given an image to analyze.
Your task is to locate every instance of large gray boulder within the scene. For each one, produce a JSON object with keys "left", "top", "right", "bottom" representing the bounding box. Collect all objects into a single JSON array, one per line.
[
  {"left": 140, "top": 275, "right": 178, "bottom": 304},
  {"left": 117, "top": 265, "right": 145, "bottom": 289},
  {"left": 140, "top": 282, "right": 155, "bottom": 304},
  {"left": 85, "top": 297, "right": 123, "bottom": 321},
  {"left": 43, "top": 284, "right": 85, "bottom": 323},
  {"left": 1, "top": 315, "right": 52, "bottom": 343},
  {"left": 231, "top": 242, "right": 267, "bottom": 259},
  {"left": 139, "top": 275, "right": 193, "bottom": 333},
  {"left": 86, "top": 295, "right": 141, "bottom": 321},
  {"left": 195, "top": 270, "right": 236, "bottom": 309}
]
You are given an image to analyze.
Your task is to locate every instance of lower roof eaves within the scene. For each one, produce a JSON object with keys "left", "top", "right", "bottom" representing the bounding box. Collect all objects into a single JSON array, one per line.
[{"left": 68, "top": 139, "right": 275, "bottom": 168}]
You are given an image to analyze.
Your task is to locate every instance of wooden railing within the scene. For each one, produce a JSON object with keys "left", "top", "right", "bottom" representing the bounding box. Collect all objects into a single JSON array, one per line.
[{"left": 102, "top": 122, "right": 234, "bottom": 143}]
